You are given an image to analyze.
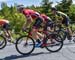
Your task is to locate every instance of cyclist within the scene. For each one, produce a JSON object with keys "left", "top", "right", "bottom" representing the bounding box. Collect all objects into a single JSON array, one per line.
[
  {"left": 0, "top": 19, "right": 11, "bottom": 41},
  {"left": 40, "top": 14, "right": 54, "bottom": 47},
  {"left": 17, "top": 5, "right": 54, "bottom": 46},
  {"left": 40, "top": 14, "right": 54, "bottom": 32},
  {"left": 17, "top": 5, "right": 41, "bottom": 29},
  {"left": 51, "top": 7, "right": 72, "bottom": 40},
  {"left": 17, "top": 5, "right": 44, "bottom": 44}
]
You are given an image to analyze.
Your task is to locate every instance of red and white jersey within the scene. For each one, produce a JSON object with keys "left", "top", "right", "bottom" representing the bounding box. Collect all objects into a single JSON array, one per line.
[
  {"left": 41, "top": 14, "right": 51, "bottom": 22},
  {"left": 22, "top": 9, "right": 40, "bottom": 19}
]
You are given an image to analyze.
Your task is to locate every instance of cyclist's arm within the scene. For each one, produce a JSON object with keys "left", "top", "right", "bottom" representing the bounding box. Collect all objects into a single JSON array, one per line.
[
  {"left": 22, "top": 15, "right": 33, "bottom": 30},
  {"left": 23, "top": 10, "right": 33, "bottom": 22}
]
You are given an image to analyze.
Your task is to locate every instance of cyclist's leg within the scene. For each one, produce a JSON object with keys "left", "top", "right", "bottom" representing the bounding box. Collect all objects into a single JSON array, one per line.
[
  {"left": 31, "top": 28, "right": 40, "bottom": 40},
  {"left": 3, "top": 23, "right": 11, "bottom": 39},
  {"left": 22, "top": 18, "right": 33, "bottom": 30},
  {"left": 42, "top": 20, "right": 54, "bottom": 44},
  {"left": 65, "top": 19, "right": 72, "bottom": 36},
  {"left": 31, "top": 17, "right": 43, "bottom": 43},
  {"left": 63, "top": 19, "right": 72, "bottom": 40}
]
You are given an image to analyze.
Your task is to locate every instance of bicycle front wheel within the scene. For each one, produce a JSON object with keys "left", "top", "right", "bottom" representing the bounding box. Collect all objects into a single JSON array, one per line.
[
  {"left": 45, "top": 34, "right": 63, "bottom": 52},
  {"left": 0, "top": 35, "right": 7, "bottom": 49},
  {"left": 15, "top": 35, "right": 35, "bottom": 55}
]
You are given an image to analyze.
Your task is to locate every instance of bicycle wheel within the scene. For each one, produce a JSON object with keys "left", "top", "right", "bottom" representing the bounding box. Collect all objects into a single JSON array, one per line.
[
  {"left": 72, "top": 32, "right": 75, "bottom": 42},
  {"left": 0, "top": 35, "right": 7, "bottom": 49},
  {"left": 57, "top": 30, "right": 66, "bottom": 41},
  {"left": 45, "top": 34, "right": 63, "bottom": 52},
  {"left": 15, "top": 35, "right": 35, "bottom": 55}
]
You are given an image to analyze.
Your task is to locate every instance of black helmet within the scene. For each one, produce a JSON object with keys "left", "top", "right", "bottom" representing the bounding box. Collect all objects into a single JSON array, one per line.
[{"left": 51, "top": 7, "right": 57, "bottom": 11}]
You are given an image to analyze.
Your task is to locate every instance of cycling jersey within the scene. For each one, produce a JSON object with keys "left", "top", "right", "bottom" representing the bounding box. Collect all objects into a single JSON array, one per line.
[
  {"left": 57, "top": 11, "right": 70, "bottom": 26},
  {"left": 40, "top": 14, "right": 53, "bottom": 30},
  {"left": 22, "top": 9, "right": 40, "bottom": 19},
  {"left": 41, "top": 14, "right": 51, "bottom": 22},
  {"left": 21, "top": 9, "right": 44, "bottom": 29},
  {"left": 51, "top": 11, "right": 70, "bottom": 27}
]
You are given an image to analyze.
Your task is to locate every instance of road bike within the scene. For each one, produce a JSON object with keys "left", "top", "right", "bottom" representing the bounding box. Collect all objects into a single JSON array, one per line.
[
  {"left": 54, "top": 24, "right": 75, "bottom": 42},
  {"left": 15, "top": 27, "right": 63, "bottom": 55},
  {"left": 0, "top": 29, "right": 21, "bottom": 49}
]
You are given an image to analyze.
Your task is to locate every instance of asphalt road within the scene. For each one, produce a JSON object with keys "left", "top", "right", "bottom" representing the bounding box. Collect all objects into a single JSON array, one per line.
[{"left": 0, "top": 40, "right": 75, "bottom": 60}]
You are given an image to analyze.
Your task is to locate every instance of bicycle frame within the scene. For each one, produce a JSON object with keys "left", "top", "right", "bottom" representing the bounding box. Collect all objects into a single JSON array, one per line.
[{"left": 24, "top": 27, "right": 55, "bottom": 47}]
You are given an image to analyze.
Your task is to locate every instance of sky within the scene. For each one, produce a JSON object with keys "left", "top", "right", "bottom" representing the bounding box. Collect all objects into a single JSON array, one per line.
[{"left": 0, "top": 0, "right": 75, "bottom": 9}]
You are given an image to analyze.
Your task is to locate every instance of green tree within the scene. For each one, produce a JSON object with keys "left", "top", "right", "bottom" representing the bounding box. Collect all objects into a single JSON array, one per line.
[
  {"left": 0, "top": 2, "right": 10, "bottom": 19},
  {"left": 0, "top": 2, "right": 25, "bottom": 32},
  {"left": 41, "top": 0, "right": 52, "bottom": 16},
  {"left": 56, "top": 0, "right": 72, "bottom": 14},
  {"left": 69, "top": 4, "right": 75, "bottom": 23},
  {"left": 0, "top": 0, "right": 75, "bottom": 32}
]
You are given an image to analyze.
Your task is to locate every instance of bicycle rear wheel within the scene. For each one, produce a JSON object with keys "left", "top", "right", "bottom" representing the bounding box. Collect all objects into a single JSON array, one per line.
[
  {"left": 15, "top": 35, "right": 35, "bottom": 55},
  {"left": 57, "top": 30, "right": 66, "bottom": 41},
  {"left": 0, "top": 35, "right": 7, "bottom": 49},
  {"left": 72, "top": 32, "right": 75, "bottom": 42},
  {"left": 45, "top": 34, "right": 63, "bottom": 52}
]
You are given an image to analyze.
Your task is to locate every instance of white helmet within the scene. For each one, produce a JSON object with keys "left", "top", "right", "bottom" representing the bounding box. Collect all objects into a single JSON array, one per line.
[{"left": 16, "top": 4, "right": 25, "bottom": 11}]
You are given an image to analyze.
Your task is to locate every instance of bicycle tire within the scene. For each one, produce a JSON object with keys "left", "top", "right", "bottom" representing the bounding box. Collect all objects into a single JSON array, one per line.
[
  {"left": 45, "top": 34, "right": 63, "bottom": 52},
  {"left": 15, "top": 35, "right": 35, "bottom": 55},
  {"left": 0, "top": 35, "right": 7, "bottom": 49}
]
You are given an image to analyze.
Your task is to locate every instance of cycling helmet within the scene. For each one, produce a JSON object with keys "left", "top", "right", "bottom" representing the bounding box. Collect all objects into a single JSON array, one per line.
[
  {"left": 51, "top": 7, "right": 57, "bottom": 11},
  {"left": 16, "top": 4, "right": 25, "bottom": 11}
]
